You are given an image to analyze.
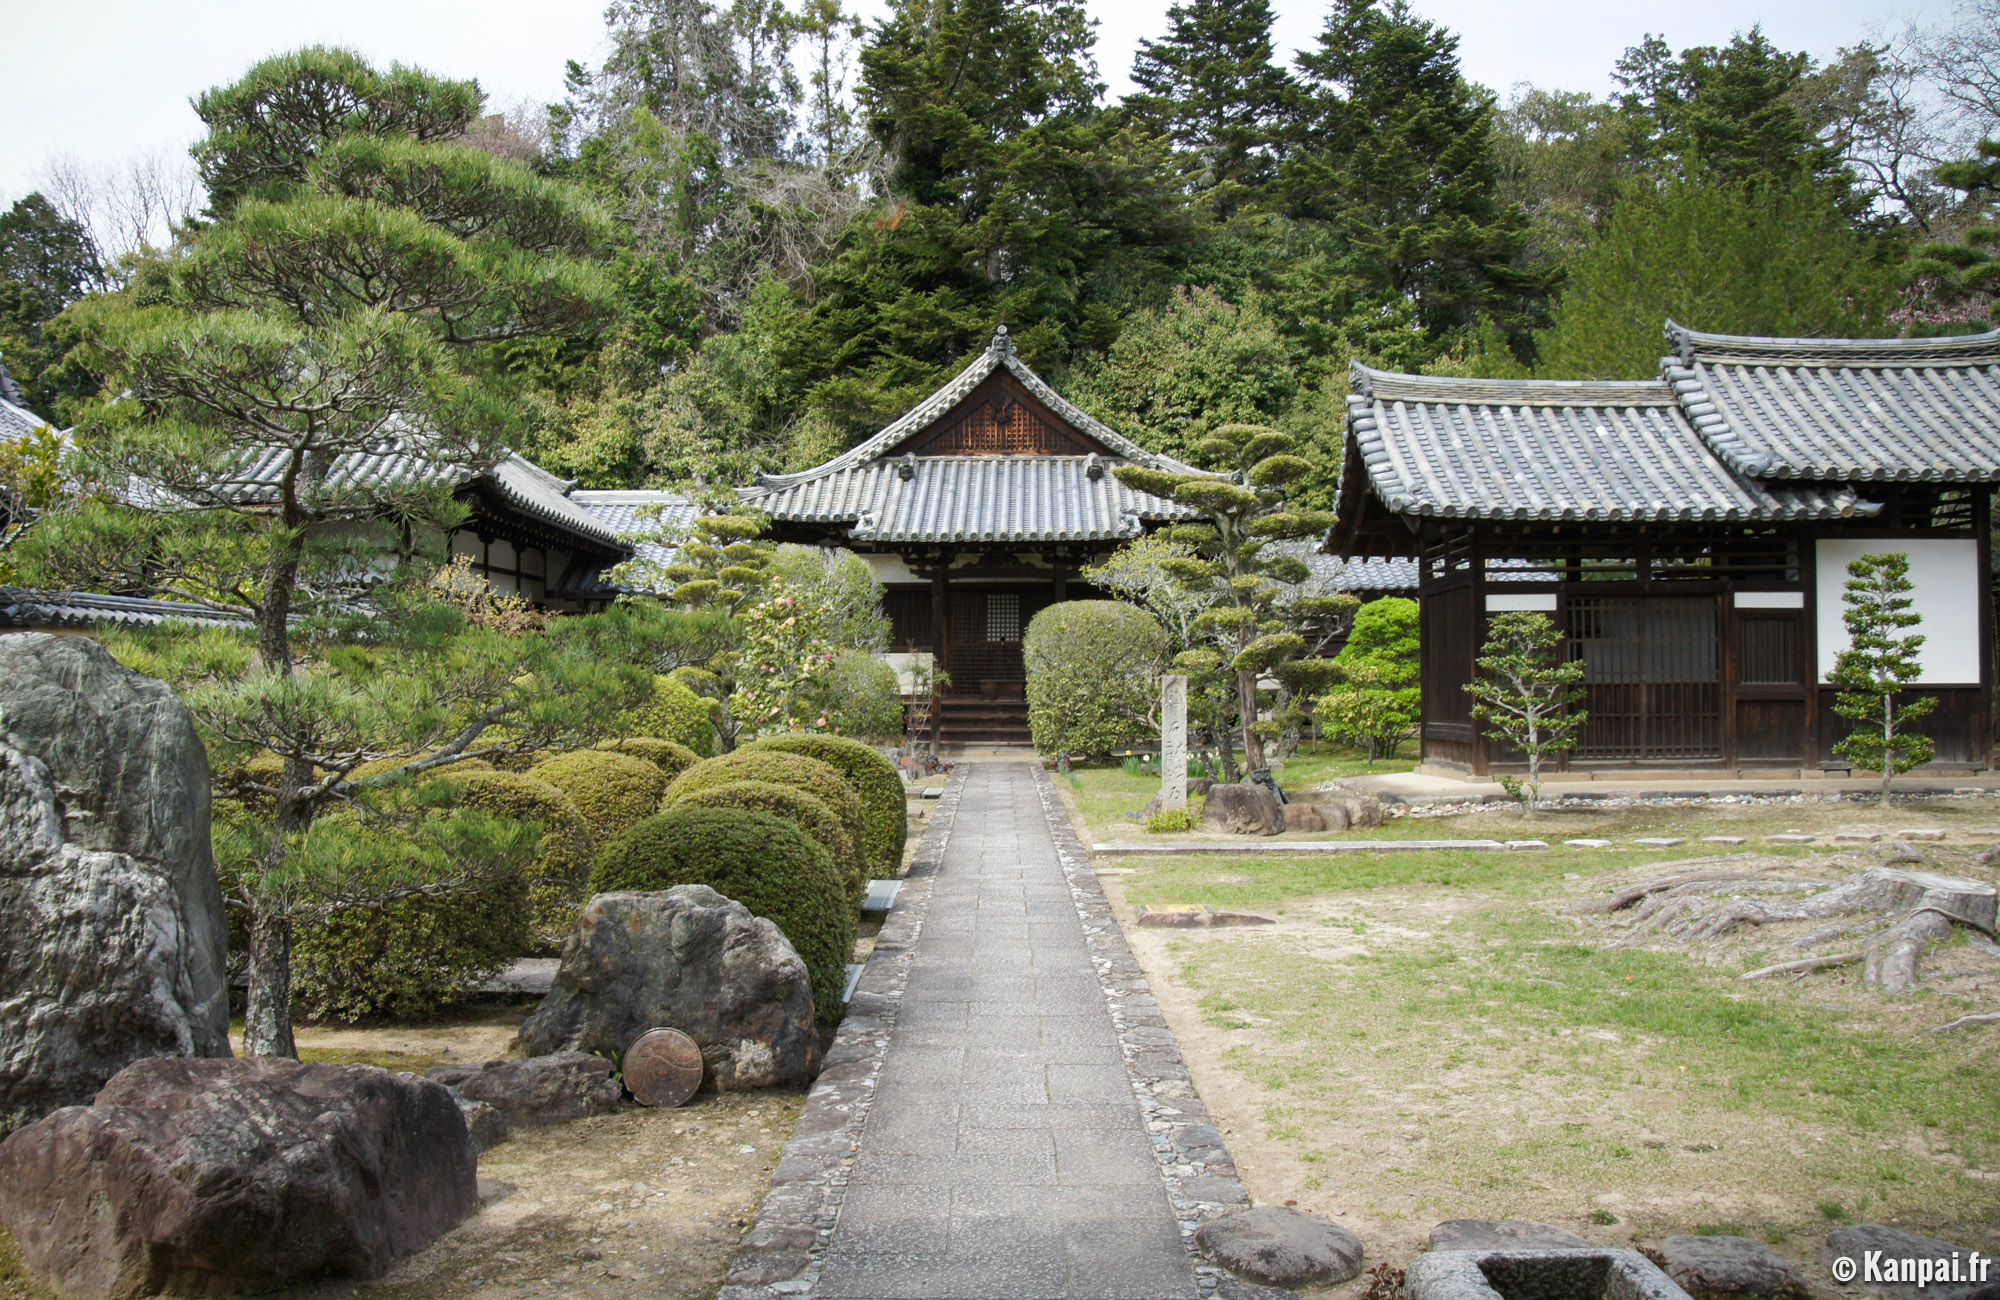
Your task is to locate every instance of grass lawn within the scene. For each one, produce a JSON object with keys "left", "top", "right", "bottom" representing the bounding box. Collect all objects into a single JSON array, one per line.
[
  {"left": 1086, "top": 804, "right": 2000, "bottom": 1286},
  {"left": 1062, "top": 745, "right": 1417, "bottom": 840}
]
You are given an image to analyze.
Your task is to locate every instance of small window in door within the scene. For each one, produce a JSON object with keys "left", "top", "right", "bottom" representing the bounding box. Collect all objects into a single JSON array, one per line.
[{"left": 986, "top": 593, "right": 1021, "bottom": 643}]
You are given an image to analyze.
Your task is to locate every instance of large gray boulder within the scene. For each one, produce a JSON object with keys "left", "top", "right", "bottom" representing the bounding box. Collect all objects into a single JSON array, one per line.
[
  {"left": 1661, "top": 1235, "right": 1805, "bottom": 1298},
  {"left": 0, "top": 1056, "right": 475, "bottom": 1300},
  {"left": 1429, "top": 1220, "right": 1590, "bottom": 1251},
  {"left": 1196, "top": 1207, "right": 1365, "bottom": 1288},
  {"left": 1821, "top": 1225, "right": 2000, "bottom": 1300},
  {"left": 0, "top": 634, "right": 230, "bottom": 1134},
  {"left": 1202, "top": 783, "right": 1285, "bottom": 836},
  {"left": 516, "top": 887, "right": 821, "bottom": 1090}
]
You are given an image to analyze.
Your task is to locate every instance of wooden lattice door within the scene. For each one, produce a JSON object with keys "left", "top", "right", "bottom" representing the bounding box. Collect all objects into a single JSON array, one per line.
[{"left": 1566, "top": 596, "right": 1723, "bottom": 761}]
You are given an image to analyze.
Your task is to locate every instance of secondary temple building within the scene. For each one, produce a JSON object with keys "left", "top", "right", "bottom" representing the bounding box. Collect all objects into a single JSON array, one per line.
[
  {"left": 738, "top": 326, "right": 1203, "bottom": 744},
  {"left": 1330, "top": 323, "right": 2000, "bottom": 777}
]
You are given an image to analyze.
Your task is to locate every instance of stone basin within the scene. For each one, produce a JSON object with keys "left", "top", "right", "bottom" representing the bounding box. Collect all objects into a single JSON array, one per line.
[{"left": 1409, "top": 1249, "right": 1696, "bottom": 1300}]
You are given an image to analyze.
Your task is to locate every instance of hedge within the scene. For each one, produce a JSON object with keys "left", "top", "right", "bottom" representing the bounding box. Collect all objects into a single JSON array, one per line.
[
  {"left": 626, "top": 674, "right": 716, "bottom": 757},
  {"left": 530, "top": 749, "right": 668, "bottom": 843},
  {"left": 591, "top": 806, "right": 854, "bottom": 1026},
  {"left": 744, "top": 734, "right": 905, "bottom": 877},
  {"left": 663, "top": 751, "right": 868, "bottom": 892},
  {"left": 1023, "top": 600, "right": 1167, "bottom": 757},
  {"left": 594, "top": 736, "right": 700, "bottom": 780},
  {"left": 448, "top": 770, "right": 594, "bottom": 947},
  {"left": 667, "top": 779, "right": 862, "bottom": 907}
]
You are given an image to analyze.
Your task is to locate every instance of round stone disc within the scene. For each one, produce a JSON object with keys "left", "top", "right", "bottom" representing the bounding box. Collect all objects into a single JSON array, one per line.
[{"left": 623, "top": 1028, "right": 704, "bottom": 1107}]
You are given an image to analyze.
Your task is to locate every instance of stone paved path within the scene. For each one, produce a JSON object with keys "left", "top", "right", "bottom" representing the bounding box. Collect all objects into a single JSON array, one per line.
[{"left": 815, "top": 762, "right": 1203, "bottom": 1300}]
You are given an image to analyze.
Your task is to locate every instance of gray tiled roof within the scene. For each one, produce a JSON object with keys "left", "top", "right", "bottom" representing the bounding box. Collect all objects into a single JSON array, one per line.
[
  {"left": 1665, "top": 322, "right": 2000, "bottom": 483},
  {"left": 209, "top": 445, "right": 624, "bottom": 548},
  {"left": 568, "top": 489, "right": 696, "bottom": 590},
  {"left": 0, "top": 588, "right": 253, "bottom": 631},
  {"left": 742, "top": 329, "right": 1201, "bottom": 544},
  {"left": 0, "top": 395, "right": 52, "bottom": 441},
  {"left": 756, "top": 456, "right": 1198, "bottom": 544},
  {"left": 1345, "top": 363, "right": 1863, "bottom": 524}
]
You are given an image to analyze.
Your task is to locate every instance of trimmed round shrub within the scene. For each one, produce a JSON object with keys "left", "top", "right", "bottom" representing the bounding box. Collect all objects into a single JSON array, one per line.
[
  {"left": 627, "top": 674, "right": 716, "bottom": 757},
  {"left": 531, "top": 749, "right": 668, "bottom": 842},
  {"left": 449, "top": 770, "right": 595, "bottom": 948},
  {"left": 745, "top": 734, "right": 906, "bottom": 877},
  {"left": 669, "top": 665, "right": 722, "bottom": 698},
  {"left": 812, "top": 650, "right": 905, "bottom": 740},
  {"left": 1024, "top": 600, "right": 1168, "bottom": 758},
  {"left": 664, "top": 752, "right": 868, "bottom": 891},
  {"left": 591, "top": 806, "right": 855, "bottom": 1026},
  {"left": 595, "top": 736, "right": 700, "bottom": 780},
  {"left": 668, "top": 779, "right": 862, "bottom": 906}
]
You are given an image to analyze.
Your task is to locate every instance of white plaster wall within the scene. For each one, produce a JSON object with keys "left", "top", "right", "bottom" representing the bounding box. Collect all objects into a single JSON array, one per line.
[
  {"left": 863, "top": 552, "right": 919, "bottom": 585},
  {"left": 1815, "top": 538, "right": 1982, "bottom": 684}
]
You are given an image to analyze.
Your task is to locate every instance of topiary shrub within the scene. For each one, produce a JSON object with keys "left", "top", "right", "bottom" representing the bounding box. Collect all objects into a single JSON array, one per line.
[
  {"left": 531, "top": 749, "right": 668, "bottom": 843},
  {"left": 627, "top": 674, "right": 716, "bottom": 757},
  {"left": 667, "top": 779, "right": 862, "bottom": 906},
  {"left": 810, "top": 650, "right": 905, "bottom": 740},
  {"left": 449, "top": 770, "right": 594, "bottom": 948},
  {"left": 745, "top": 734, "right": 906, "bottom": 878},
  {"left": 591, "top": 806, "right": 855, "bottom": 1025},
  {"left": 664, "top": 751, "right": 868, "bottom": 894},
  {"left": 1024, "top": 600, "right": 1168, "bottom": 758},
  {"left": 594, "top": 736, "right": 699, "bottom": 780}
]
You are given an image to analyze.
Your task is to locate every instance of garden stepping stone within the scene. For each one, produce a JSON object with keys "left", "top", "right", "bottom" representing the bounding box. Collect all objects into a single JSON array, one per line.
[
  {"left": 1660, "top": 1234, "right": 1804, "bottom": 1299},
  {"left": 1565, "top": 839, "right": 1613, "bottom": 849},
  {"left": 1767, "top": 834, "right": 1817, "bottom": 844},
  {"left": 1134, "top": 904, "right": 1276, "bottom": 928},
  {"left": 1820, "top": 1224, "right": 2000, "bottom": 1300},
  {"left": 1633, "top": 837, "right": 1685, "bottom": 848},
  {"left": 920, "top": 785, "right": 945, "bottom": 799},
  {"left": 1702, "top": 836, "right": 1747, "bottom": 846},
  {"left": 1834, "top": 832, "right": 1883, "bottom": 842},
  {"left": 1427, "top": 1219, "right": 1589, "bottom": 1251},
  {"left": 1895, "top": 829, "right": 1947, "bottom": 842},
  {"left": 1505, "top": 840, "right": 1550, "bottom": 850},
  {"left": 1195, "top": 1207, "right": 1365, "bottom": 1289}
]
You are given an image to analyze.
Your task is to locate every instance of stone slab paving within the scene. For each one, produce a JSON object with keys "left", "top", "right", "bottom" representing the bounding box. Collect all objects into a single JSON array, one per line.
[{"left": 723, "top": 761, "right": 1262, "bottom": 1300}]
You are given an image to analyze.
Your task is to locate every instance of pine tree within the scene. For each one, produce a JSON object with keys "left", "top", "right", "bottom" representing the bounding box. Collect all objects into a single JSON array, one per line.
[
  {"left": 1279, "top": 0, "right": 1554, "bottom": 350},
  {"left": 1466, "top": 612, "right": 1588, "bottom": 817},
  {"left": 1126, "top": 0, "right": 1292, "bottom": 208},
  {"left": 1829, "top": 553, "right": 1937, "bottom": 808}
]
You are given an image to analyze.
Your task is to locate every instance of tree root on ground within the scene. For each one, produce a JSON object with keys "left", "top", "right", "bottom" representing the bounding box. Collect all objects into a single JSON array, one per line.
[
  {"left": 1582, "top": 845, "right": 1998, "bottom": 997},
  {"left": 1929, "top": 1010, "right": 2000, "bottom": 1034}
]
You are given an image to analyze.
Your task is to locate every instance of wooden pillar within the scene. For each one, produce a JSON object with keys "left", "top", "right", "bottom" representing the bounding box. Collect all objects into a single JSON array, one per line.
[
  {"left": 1978, "top": 492, "right": 1995, "bottom": 769},
  {"left": 931, "top": 563, "right": 949, "bottom": 751}
]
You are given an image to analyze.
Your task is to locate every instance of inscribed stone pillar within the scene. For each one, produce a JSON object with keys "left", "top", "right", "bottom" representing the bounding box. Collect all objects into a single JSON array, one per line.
[{"left": 1160, "top": 674, "right": 1188, "bottom": 811}]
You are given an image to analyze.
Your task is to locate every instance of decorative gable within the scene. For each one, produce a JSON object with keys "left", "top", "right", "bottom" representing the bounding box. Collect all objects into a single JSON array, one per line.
[{"left": 898, "top": 370, "right": 1112, "bottom": 458}]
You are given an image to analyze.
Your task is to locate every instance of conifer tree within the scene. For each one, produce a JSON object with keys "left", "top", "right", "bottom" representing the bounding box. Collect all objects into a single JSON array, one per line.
[
  {"left": 1127, "top": 0, "right": 1292, "bottom": 207},
  {"left": 1829, "top": 552, "right": 1936, "bottom": 808},
  {"left": 1466, "top": 612, "right": 1587, "bottom": 817},
  {"left": 1280, "top": 0, "right": 1553, "bottom": 348}
]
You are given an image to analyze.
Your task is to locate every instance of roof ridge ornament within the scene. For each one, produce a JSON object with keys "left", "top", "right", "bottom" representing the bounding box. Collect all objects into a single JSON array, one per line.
[
  {"left": 1084, "top": 453, "right": 1104, "bottom": 481},
  {"left": 897, "top": 453, "right": 917, "bottom": 481},
  {"left": 988, "top": 324, "right": 1015, "bottom": 357}
]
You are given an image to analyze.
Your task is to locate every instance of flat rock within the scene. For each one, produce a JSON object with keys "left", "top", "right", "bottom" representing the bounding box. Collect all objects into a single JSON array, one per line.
[
  {"left": 1565, "top": 839, "right": 1613, "bottom": 849},
  {"left": 426, "top": 1052, "right": 623, "bottom": 1128},
  {"left": 1821, "top": 1225, "right": 2000, "bottom": 1300},
  {"left": 515, "top": 887, "right": 820, "bottom": 1090},
  {"left": 1895, "top": 829, "right": 1947, "bottom": 842},
  {"left": 1196, "top": 1207, "right": 1364, "bottom": 1288},
  {"left": 1835, "top": 832, "right": 1883, "bottom": 843},
  {"left": 1203, "top": 783, "right": 1285, "bottom": 836},
  {"left": 1282, "top": 803, "right": 1327, "bottom": 833},
  {"left": 0, "top": 1057, "right": 474, "bottom": 1299},
  {"left": 1702, "top": 836, "right": 1747, "bottom": 846},
  {"left": 445, "top": 1088, "right": 511, "bottom": 1154},
  {"left": 1661, "top": 1234, "right": 1804, "bottom": 1298},
  {"left": 1633, "top": 837, "right": 1685, "bottom": 848},
  {"left": 0, "top": 635, "right": 231, "bottom": 1135},
  {"left": 920, "top": 786, "right": 945, "bottom": 799},
  {"left": 1428, "top": 1219, "right": 1590, "bottom": 1251},
  {"left": 1506, "top": 840, "right": 1550, "bottom": 850},
  {"left": 1768, "top": 834, "right": 1817, "bottom": 844},
  {"left": 1133, "top": 905, "right": 1275, "bottom": 928}
]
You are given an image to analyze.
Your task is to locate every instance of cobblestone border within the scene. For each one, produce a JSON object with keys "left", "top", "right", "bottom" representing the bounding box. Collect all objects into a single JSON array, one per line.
[
  {"left": 1030, "top": 766, "right": 1296, "bottom": 1300},
  {"left": 720, "top": 767, "right": 966, "bottom": 1300}
]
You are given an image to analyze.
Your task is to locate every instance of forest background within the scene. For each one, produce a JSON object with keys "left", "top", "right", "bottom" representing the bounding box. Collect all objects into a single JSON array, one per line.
[{"left": 11, "top": 0, "right": 2000, "bottom": 512}]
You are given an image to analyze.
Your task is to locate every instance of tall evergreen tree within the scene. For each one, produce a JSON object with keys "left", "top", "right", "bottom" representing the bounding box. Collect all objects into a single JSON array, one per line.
[
  {"left": 1126, "top": 0, "right": 1292, "bottom": 207},
  {"left": 1280, "top": 0, "right": 1553, "bottom": 350},
  {"left": 0, "top": 193, "right": 105, "bottom": 414}
]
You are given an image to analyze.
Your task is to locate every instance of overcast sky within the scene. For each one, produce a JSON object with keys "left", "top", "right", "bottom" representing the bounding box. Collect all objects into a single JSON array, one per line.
[{"left": 1, "top": 0, "right": 1946, "bottom": 205}]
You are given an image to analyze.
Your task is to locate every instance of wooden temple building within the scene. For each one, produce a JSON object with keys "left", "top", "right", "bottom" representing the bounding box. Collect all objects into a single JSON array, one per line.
[
  {"left": 740, "top": 327, "right": 1203, "bottom": 744},
  {"left": 1330, "top": 323, "right": 1999, "bottom": 777}
]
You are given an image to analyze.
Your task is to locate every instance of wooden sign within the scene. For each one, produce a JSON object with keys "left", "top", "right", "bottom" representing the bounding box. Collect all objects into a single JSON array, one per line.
[{"left": 623, "top": 1028, "right": 704, "bottom": 1107}]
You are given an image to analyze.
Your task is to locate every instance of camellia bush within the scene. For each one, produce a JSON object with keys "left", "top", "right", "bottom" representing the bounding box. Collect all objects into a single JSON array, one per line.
[{"left": 1023, "top": 600, "right": 1169, "bottom": 758}]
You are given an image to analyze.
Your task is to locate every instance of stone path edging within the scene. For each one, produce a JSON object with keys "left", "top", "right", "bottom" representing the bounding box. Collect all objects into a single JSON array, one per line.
[
  {"left": 720, "top": 768, "right": 966, "bottom": 1300},
  {"left": 1031, "top": 767, "right": 1284, "bottom": 1300}
]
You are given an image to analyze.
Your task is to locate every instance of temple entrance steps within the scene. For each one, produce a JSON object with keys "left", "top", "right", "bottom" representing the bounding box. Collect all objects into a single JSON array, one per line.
[{"left": 937, "top": 695, "right": 1031, "bottom": 746}]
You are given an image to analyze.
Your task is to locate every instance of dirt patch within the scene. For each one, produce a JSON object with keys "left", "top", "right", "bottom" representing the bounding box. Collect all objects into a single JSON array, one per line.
[{"left": 0, "top": 1006, "right": 802, "bottom": 1300}]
